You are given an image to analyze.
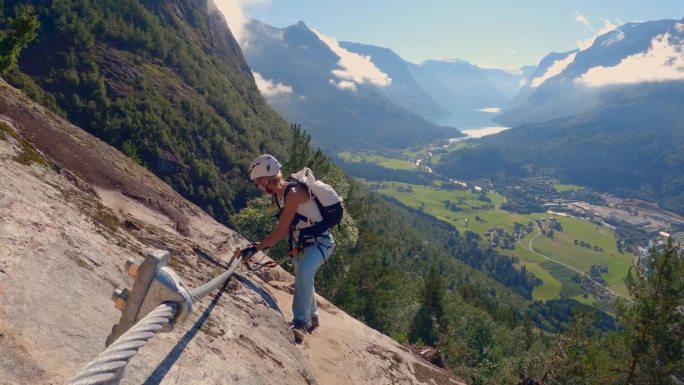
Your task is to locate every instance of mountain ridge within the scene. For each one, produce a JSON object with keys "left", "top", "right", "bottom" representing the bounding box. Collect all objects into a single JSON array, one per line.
[
  {"left": 243, "top": 18, "right": 458, "bottom": 150},
  {"left": 498, "top": 18, "right": 684, "bottom": 126},
  {"left": 339, "top": 41, "right": 451, "bottom": 121}
]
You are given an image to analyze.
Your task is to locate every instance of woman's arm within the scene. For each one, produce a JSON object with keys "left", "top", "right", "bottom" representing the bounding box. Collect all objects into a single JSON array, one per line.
[{"left": 256, "top": 186, "right": 309, "bottom": 251}]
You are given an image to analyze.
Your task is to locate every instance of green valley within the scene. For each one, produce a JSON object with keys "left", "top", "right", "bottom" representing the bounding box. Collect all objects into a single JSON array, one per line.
[
  {"left": 367, "top": 178, "right": 633, "bottom": 304},
  {"left": 337, "top": 151, "right": 416, "bottom": 171}
]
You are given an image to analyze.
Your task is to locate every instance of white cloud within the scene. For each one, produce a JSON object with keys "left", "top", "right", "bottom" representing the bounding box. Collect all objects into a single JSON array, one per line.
[
  {"left": 312, "top": 29, "right": 391, "bottom": 89},
  {"left": 530, "top": 52, "right": 577, "bottom": 87},
  {"left": 502, "top": 67, "right": 523, "bottom": 75},
  {"left": 329, "top": 79, "right": 357, "bottom": 91},
  {"left": 676, "top": 22, "right": 684, "bottom": 34},
  {"left": 578, "top": 19, "right": 618, "bottom": 50},
  {"left": 574, "top": 12, "right": 591, "bottom": 29},
  {"left": 252, "top": 71, "right": 293, "bottom": 97},
  {"left": 576, "top": 33, "right": 684, "bottom": 87},
  {"left": 477, "top": 107, "right": 501, "bottom": 113},
  {"left": 519, "top": 78, "right": 528, "bottom": 87},
  {"left": 210, "top": 0, "right": 270, "bottom": 47}
]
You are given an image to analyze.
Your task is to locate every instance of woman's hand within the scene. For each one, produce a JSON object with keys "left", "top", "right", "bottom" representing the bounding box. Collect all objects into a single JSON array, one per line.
[{"left": 240, "top": 243, "right": 258, "bottom": 260}]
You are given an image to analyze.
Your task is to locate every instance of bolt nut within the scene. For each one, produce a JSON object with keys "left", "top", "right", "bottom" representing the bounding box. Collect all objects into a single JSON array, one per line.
[
  {"left": 112, "top": 288, "right": 130, "bottom": 311},
  {"left": 125, "top": 256, "right": 143, "bottom": 277}
]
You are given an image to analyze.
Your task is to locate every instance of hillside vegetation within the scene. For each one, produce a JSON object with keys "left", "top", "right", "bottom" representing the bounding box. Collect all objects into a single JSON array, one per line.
[{"left": 3, "top": 0, "right": 290, "bottom": 224}]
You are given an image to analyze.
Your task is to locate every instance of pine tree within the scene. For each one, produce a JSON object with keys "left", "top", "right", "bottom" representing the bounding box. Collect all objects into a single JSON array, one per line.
[
  {"left": 424, "top": 265, "right": 446, "bottom": 329},
  {"left": 523, "top": 311, "right": 534, "bottom": 351},
  {"left": 284, "top": 124, "right": 330, "bottom": 177},
  {"left": 619, "top": 239, "right": 684, "bottom": 384},
  {"left": 410, "top": 266, "right": 447, "bottom": 346},
  {"left": 0, "top": 14, "right": 39, "bottom": 75}
]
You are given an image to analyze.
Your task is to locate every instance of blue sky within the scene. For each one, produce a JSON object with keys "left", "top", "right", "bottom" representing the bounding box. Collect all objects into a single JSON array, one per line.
[{"left": 235, "top": 0, "right": 684, "bottom": 68}]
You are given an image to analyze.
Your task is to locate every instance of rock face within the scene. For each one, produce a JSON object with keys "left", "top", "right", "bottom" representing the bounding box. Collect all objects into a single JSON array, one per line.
[{"left": 0, "top": 79, "right": 465, "bottom": 385}]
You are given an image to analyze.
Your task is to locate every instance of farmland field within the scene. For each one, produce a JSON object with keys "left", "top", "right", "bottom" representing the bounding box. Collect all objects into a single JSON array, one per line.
[
  {"left": 338, "top": 151, "right": 415, "bottom": 171},
  {"left": 553, "top": 183, "right": 583, "bottom": 192},
  {"left": 370, "top": 181, "right": 633, "bottom": 301}
]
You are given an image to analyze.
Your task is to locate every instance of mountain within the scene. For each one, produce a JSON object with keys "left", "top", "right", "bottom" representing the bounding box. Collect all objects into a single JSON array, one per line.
[
  {"left": 497, "top": 18, "right": 684, "bottom": 126},
  {"left": 242, "top": 19, "right": 458, "bottom": 150},
  {"left": 3, "top": 0, "right": 292, "bottom": 225},
  {"left": 338, "top": 41, "right": 451, "bottom": 121},
  {"left": 436, "top": 19, "right": 684, "bottom": 215},
  {"left": 409, "top": 59, "right": 507, "bottom": 109},
  {"left": 407, "top": 59, "right": 529, "bottom": 127},
  {"left": 483, "top": 65, "right": 536, "bottom": 100},
  {"left": 504, "top": 50, "right": 578, "bottom": 111}
]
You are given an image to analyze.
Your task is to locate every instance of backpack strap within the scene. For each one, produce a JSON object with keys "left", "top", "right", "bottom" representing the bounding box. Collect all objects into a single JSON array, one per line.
[
  {"left": 273, "top": 181, "right": 301, "bottom": 211},
  {"left": 282, "top": 181, "right": 300, "bottom": 202},
  {"left": 279, "top": 181, "right": 312, "bottom": 230},
  {"left": 277, "top": 180, "right": 332, "bottom": 246}
]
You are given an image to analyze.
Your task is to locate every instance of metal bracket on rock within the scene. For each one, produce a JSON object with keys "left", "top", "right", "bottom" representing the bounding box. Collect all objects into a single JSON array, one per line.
[{"left": 105, "top": 249, "right": 192, "bottom": 346}]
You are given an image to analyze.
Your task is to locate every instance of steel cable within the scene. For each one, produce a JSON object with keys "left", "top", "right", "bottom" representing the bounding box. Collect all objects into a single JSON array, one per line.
[
  {"left": 189, "top": 256, "right": 240, "bottom": 302},
  {"left": 66, "top": 255, "right": 241, "bottom": 385}
]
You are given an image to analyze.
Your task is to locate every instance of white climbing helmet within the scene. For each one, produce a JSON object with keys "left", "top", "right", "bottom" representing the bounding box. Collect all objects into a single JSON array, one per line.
[{"left": 249, "top": 154, "right": 281, "bottom": 181}]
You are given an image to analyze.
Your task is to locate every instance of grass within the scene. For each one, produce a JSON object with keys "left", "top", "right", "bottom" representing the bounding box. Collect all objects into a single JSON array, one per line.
[
  {"left": 540, "top": 262, "right": 584, "bottom": 298},
  {"left": 508, "top": 232, "right": 563, "bottom": 300},
  {"left": 524, "top": 260, "right": 562, "bottom": 300},
  {"left": 401, "top": 148, "right": 420, "bottom": 158},
  {"left": 553, "top": 183, "right": 583, "bottom": 192},
  {"left": 370, "top": 180, "right": 634, "bottom": 302},
  {"left": 431, "top": 153, "right": 443, "bottom": 165},
  {"left": 373, "top": 182, "right": 532, "bottom": 236},
  {"left": 445, "top": 141, "right": 470, "bottom": 152},
  {"left": 338, "top": 151, "right": 416, "bottom": 171},
  {"left": 0, "top": 121, "right": 49, "bottom": 167},
  {"left": 532, "top": 217, "right": 633, "bottom": 297}
]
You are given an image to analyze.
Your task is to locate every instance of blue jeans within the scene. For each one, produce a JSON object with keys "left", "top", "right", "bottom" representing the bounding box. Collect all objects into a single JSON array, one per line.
[{"left": 293, "top": 233, "right": 334, "bottom": 326}]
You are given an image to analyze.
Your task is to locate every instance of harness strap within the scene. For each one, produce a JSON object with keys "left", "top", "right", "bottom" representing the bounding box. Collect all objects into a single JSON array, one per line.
[{"left": 295, "top": 232, "right": 331, "bottom": 254}]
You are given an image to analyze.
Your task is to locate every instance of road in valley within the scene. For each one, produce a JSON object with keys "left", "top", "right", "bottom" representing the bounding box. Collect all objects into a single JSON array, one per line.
[{"left": 526, "top": 225, "right": 632, "bottom": 301}]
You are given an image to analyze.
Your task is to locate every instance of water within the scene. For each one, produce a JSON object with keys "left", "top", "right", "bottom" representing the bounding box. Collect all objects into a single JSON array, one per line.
[
  {"left": 461, "top": 126, "right": 510, "bottom": 138},
  {"left": 437, "top": 107, "right": 509, "bottom": 139}
]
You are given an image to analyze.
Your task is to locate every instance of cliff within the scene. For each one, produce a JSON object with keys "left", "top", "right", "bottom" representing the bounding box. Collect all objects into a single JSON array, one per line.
[{"left": 0, "top": 79, "right": 464, "bottom": 384}]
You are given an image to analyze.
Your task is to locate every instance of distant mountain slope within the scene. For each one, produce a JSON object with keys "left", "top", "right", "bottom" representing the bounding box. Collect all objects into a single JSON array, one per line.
[
  {"left": 243, "top": 19, "right": 458, "bottom": 150},
  {"left": 436, "top": 81, "right": 684, "bottom": 215},
  {"left": 409, "top": 59, "right": 508, "bottom": 110},
  {"left": 406, "top": 59, "right": 529, "bottom": 127},
  {"left": 431, "top": 18, "right": 684, "bottom": 215},
  {"left": 484, "top": 65, "right": 535, "bottom": 100},
  {"left": 2, "top": 0, "right": 291, "bottom": 224},
  {"left": 504, "top": 50, "right": 578, "bottom": 111},
  {"left": 498, "top": 18, "right": 684, "bottom": 126},
  {"left": 339, "top": 41, "right": 450, "bottom": 121}
]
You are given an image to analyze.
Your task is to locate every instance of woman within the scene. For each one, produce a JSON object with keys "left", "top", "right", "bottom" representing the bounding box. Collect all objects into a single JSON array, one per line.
[{"left": 240, "top": 154, "right": 334, "bottom": 343}]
